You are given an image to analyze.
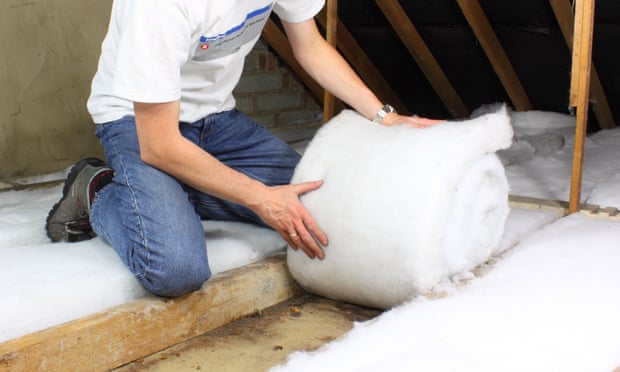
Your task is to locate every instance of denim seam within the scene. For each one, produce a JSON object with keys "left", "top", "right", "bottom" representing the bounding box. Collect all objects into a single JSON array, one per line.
[{"left": 109, "top": 133, "right": 151, "bottom": 280}]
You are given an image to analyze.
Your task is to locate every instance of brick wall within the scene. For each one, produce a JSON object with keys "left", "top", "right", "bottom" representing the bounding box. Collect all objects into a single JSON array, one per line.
[{"left": 234, "top": 39, "right": 323, "bottom": 130}]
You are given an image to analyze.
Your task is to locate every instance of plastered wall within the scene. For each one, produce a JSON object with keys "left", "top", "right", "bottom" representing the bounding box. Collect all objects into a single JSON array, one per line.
[{"left": 1, "top": 0, "right": 113, "bottom": 179}]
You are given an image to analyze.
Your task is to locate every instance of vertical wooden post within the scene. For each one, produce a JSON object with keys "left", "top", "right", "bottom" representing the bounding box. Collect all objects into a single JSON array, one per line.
[
  {"left": 323, "top": 0, "right": 338, "bottom": 123},
  {"left": 568, "top": 0, "right": 596, "bottom": 213},
  {"left": 549, "top": 0, "right": 615, "bottom": 129}
]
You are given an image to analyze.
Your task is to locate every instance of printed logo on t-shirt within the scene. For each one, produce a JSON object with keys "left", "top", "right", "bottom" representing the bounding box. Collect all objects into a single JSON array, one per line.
[{"left": 193, "top": 4, "right": 272, "bottom": 61}]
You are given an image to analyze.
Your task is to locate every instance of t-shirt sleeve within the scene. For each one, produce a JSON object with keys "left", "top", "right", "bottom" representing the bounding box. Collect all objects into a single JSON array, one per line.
[
  {"left": 111, "top": 1, "right": 191, "bottom": 103},
  {"left": 273, "top": 0, "right": 325, "bottom": 23}
]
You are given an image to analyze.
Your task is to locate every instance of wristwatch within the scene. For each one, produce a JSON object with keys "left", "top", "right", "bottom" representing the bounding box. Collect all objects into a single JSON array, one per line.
[{"left": 373, "top": 104, "right": 395, "bottom": 124}]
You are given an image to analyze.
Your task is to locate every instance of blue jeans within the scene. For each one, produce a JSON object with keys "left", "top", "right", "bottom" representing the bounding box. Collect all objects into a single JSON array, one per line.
[{"left": 90, "top": 109, "right": 300, "bottom": 297}]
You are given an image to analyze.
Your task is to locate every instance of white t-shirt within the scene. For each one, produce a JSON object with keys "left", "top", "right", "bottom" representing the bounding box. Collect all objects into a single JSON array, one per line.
[{"left": 87, "top": 0, "right": 324, "bottom": 124}]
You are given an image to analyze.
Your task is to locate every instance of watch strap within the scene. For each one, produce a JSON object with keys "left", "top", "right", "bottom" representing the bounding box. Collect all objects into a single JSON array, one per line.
[{"left": 373, "top": 104, "right": 395, "bottom": 123}]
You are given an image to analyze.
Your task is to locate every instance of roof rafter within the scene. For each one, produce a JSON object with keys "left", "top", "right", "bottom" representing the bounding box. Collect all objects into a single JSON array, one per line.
[
  {"left": 457, "top": 0, "right": 533, "bottom": 111},
  {"left": 375, "top": 0, "right": 469, "bottom": 118}
]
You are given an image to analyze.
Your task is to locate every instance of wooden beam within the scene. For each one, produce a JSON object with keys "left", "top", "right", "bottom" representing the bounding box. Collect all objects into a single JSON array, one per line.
[
  {"left": 509, "top": 194, "right": 620, "bottom": 221},
  {"left": 548, "top": 0, "right": 615, "bottom": 129},
  {"left": 316, "top": 11, "right": 408, "bottom": 115},
  {"left": 509, "top": 195, "right": 569, "bottom": 217},
  {"left": 262, "top": 20, "right": 325, "bottom": 104},
  {"left": 457, "top": 0, "right": 533, "bottom": 111},
  {"left": 375, "top": 0, "right": 469, "bottom": 118},
  {"left": 567, "top": 0, "right": 596, "bottom": 214},
  {"left": 579, "top": 204, "right": 620, "bottom": 220},
  {"left": 0, "top": 255, "right": 301, "bottom": 372},
  {"left": 322, "top": 0, "right": 338, "bottom": 122}
]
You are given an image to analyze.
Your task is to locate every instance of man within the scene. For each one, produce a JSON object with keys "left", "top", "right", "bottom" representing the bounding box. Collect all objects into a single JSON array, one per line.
[{"left": 46, "top": 0, "right": 441, "bottom": 297}]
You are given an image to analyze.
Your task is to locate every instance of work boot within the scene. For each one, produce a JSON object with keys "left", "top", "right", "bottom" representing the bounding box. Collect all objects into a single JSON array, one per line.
[{"left": 46, "top": 158, "right": 113, "bottom": 243}]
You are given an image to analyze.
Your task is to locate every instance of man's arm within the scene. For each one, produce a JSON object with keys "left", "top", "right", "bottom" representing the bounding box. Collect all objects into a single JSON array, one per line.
[
  {"left": 281, "top": 18, "right": 442, "bottom": 128},
  {"left": 134, "top": 101, "right": 327, "bottom": 259}
]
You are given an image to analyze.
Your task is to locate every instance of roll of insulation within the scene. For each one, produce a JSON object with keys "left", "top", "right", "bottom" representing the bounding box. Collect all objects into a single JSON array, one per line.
[{"left": 287, "top": 107, "right": 513, "bottom": 309}]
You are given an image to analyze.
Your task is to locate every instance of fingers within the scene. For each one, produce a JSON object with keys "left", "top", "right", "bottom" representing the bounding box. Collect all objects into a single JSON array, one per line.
[
  {"left": 301, "top": 214, "right": 328, "bottom": 247},
  {"left": 284, "top": 230, "right": 305, "bottom": 254},
  {"left": 260, "top": 181, "right": 327, "bottom": 260},
  {"left": 281, "top": 205, "right": 327, "bottom": 260},
  {"left": 291, "top": 179, "right": 324, "bottom": 195},
  {"left": 382, "top": 114, "right": 445, "bottom": 128},
  {"left": 285, "top": 217, "right": 326, "bottom": 260},
  {"left": 401, "top": 115, "right": 445, "bottom": 128},
  {"left": 409, "top": 116, "right": 446, "bottom": 128}
]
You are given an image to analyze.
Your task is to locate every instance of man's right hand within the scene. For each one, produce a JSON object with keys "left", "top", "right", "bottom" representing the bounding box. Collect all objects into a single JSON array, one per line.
[{"left": 251, "top": 180, "right": 328, "bottom": 260}]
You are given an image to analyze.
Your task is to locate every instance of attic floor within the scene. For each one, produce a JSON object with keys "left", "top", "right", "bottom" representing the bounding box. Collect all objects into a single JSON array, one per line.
[{"left": 113, "top": 293, "right": 381, "bottom": 372}]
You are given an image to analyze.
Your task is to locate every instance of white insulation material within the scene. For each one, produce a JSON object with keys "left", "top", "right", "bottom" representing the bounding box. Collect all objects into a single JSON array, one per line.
[{"left": 287, "top": 107, "right": 514, "bottom": 309}]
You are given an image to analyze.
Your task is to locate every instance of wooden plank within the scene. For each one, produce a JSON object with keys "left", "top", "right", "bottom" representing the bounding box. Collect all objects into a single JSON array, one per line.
[
  {"left": 316, "top": 11, "right": 408, "bottom": 115},
  {"left": 375, "top": 0, "right": 469, "bottom": 118},
  {"left": 0, "top": 255, "right": 301, "bottom": 372},
  {"left": 322, "top": 0, "right": 338, "bottom": 122},
  {"left": 568, "top": 0, "right": 595, "bottom": 213},
  {"left": 580, "top": 205, "right": 620, "bottom": 220},
  {"left": 509, "top": 194, "right": 620, "bottom": 221},
  {"left": 457, "top": 0, "right": 533, "bottom": 111},
  {"left": 549, "top": 0, "right": 615, "bottom": 129},
  {"left": 508, "top": 195, "right": 569, "bottom": 217},
  {"left": 262, "top": 20, "right": 325, "bottom": 104}
]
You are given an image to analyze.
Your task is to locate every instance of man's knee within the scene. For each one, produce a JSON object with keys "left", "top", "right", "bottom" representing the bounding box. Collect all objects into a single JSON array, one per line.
[{"left": 140, "top": 260, "right": 212, "bottom": 297}]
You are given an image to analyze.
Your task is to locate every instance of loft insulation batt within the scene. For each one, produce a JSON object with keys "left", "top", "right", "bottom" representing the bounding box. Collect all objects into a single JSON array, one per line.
[{"left": 287, "top": 107, "right": 514, "bottom": 309}]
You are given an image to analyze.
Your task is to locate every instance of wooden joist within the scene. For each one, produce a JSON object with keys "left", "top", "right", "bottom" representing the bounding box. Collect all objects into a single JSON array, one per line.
[
  {"left": 549, "top": 0, "right": 615, "bottom": 129},
  {"left": 0, "top": 255, "right": 301, "bottom": 372},
  {"left": 509, "top": 195, "right": 620, "bottom": 221},
  {"left": 580, "top": 204, "right": 620, "bottom": 220},
  {"left": 375, "top": 0, "right": 469, "bottom": 118},
  {"left": 508, "top": 195, "right": 569, "bottom": 217},
  {"left": 457, "top": 0, "right": 533, "bottom": 112}
]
